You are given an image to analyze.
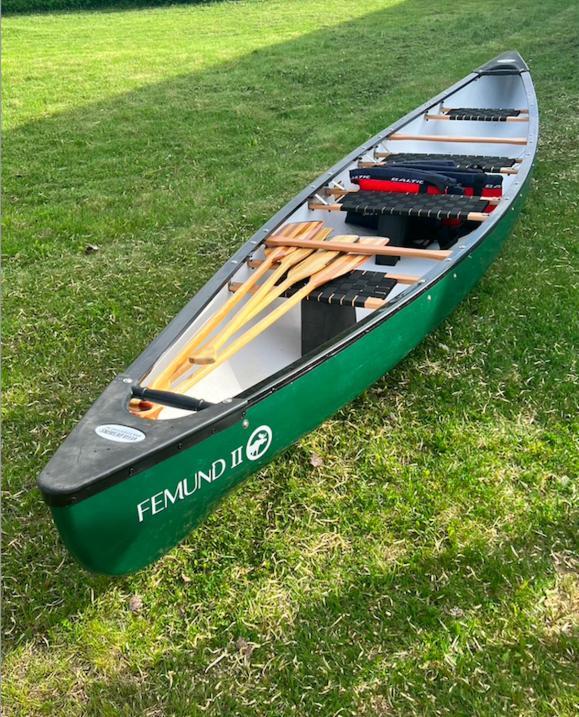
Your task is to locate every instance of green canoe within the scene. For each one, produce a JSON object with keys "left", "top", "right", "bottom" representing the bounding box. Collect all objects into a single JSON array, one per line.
[{"left": 38, "top": 52, "right": 538, "bottom": 575}]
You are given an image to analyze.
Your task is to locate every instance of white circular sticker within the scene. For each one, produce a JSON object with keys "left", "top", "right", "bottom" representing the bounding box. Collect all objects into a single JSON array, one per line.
[
  {"left": 95, "top": 424, "right": 146, "bottom": 443},
  {"left": 245, "top": 425, "right": 272, "bottom": 461}
]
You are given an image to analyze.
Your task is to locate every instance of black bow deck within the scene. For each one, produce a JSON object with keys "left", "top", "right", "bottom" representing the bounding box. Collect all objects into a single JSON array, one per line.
[
  {"left": 282, "top": 270, "right": 398, "bottom": 308},
  {"left": 339, "top": 191, "right": 489, "bottom": 221},
  {"left": 377, "top": 153, "right": 518, "bottom": 173},
  {"left": 446, "top": 108, "right": 521, "bottom": 121}
]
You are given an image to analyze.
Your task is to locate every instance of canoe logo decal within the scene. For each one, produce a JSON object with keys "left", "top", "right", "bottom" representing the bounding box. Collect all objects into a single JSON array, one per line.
[
  {"left": 246, "top": 425, "right": 272, "bottom": 461},
  {"left": 95, "top": 424, "right": 146, "bottom": 443},
  {"left": 135, "top": 424, "right": 274, "bottom": 523}
]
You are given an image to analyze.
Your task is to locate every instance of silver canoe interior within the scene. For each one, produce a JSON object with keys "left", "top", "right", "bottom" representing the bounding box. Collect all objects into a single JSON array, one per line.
[{"left": 141, "top": 70, "right": 531, "bottom": 419}]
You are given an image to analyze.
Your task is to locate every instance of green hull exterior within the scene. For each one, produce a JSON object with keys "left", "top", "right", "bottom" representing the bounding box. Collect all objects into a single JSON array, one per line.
[{"left": 51, "top": 186, "right": 528, "bottom": 575}]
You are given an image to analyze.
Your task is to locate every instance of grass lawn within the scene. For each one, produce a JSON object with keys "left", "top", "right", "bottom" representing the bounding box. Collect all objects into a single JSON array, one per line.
[{"left": 3, "top": 0, "right": 578, "bottom": 714}]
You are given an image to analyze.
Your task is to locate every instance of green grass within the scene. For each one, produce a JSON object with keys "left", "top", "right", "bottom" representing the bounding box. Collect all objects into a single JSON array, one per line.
[{"left": 3, "top": 0, "right": 578, "bottom": 714}]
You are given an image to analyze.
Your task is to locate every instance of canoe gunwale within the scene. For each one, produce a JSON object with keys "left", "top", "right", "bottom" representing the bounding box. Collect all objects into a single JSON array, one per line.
[{"left": 37, "top": 52, "right": 538, "bottom": 508}]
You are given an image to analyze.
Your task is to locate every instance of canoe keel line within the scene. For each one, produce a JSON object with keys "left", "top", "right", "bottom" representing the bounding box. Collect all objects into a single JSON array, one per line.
[{"left": 39, "top": 52, "right": 538, "bottom": 574}]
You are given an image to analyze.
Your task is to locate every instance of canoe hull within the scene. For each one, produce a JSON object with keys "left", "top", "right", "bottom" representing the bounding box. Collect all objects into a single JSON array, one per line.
[{"left": 51, "top": 177, "right": 530, "bottom": 575}]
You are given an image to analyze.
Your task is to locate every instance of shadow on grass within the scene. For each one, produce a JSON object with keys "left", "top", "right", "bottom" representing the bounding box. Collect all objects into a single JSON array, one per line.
[
  {"left": 4, "top": 0, "right": 228, "bottom": 17},
  {"left": 79, "top": 513, "right": 576, "bottom": 714},
  {"left": 3, "top": 4, "right": 577, "bottom": 710}
]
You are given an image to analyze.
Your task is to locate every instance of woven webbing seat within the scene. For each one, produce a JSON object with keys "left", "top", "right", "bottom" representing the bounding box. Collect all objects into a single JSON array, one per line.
[
  {"left": 446, "top": 108, "right": 521, "bottom": 121},
  {"left": 283, "top": 270, "right": 398, "bottom": 309},
  {"left": 339, "top": 191, "right": 488, "bottom": 221},
  {"left": 379, "top": 153, "right": 517, "bottom": 173}
]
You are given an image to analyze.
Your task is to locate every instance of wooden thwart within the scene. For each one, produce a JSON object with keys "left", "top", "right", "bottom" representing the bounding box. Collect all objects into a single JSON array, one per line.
[
  {"left": 266, "top": 235, "right": 452, "bottom": 260},
  {"left": 387, "top": 133, "right": 528, "bottom": 145}
]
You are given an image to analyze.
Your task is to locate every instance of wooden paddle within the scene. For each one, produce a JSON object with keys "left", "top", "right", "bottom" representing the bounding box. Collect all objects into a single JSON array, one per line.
[
  {"left": 190, "top": 234, "right": 360, "bottom": 365},
  {"left": 185, "top": 228, "right": 332, "bottom": 366},
  {"left": 168, "top": 227, "right": 334, "bottom": 378},
  {"left": 147, "top": 221, "right": 325, "bottom": 392},
  {"left": 171, "top": 236, "right": 389, "bottom": 395}
]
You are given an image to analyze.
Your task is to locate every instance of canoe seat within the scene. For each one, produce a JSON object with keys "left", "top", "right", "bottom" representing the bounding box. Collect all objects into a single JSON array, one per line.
[
  {"left": 339, "top": 191, "right": 489, "bottom": 221},
  {"left": 445, "top": 107, "right": 521, "bottom": 121},
  {"left": 375, "top": 153, "right": 518, "bottom": 173},
  {"left": 284, "top": 270, "right": 399, "bottom": 355},
  {"left": 283, "top": 269, "right": 398, "bottom": 309}
]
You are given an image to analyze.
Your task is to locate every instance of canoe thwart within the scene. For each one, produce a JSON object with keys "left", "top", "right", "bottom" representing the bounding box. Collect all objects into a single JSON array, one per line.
[
  {"left": 266, "top": 234, "right": 451, "bottom": 260},
  {"left": 387, "top": 133, "right": 528, "bottom": 145}
]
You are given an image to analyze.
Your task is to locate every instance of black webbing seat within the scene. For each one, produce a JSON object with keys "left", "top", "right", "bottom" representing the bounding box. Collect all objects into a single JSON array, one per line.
[
  {"left": 378, "top": 153, "right": 517, "bottom": 173},
  {"left": 282, "top": 270, "right": 398, "bottom": 354},
  {"left": 446, "top": 107, "right": 521, "bottom": 121},
  {"left": 283, "top": 270, "right": 398, "bottom": 308},
  {"left": 339, "top": 191, "right": 489, "bottom": 221}
]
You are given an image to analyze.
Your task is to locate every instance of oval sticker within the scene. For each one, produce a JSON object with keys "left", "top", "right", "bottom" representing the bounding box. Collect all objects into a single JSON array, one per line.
[{"left": 95, "top": 424, "right": 146, "bottom": 443}]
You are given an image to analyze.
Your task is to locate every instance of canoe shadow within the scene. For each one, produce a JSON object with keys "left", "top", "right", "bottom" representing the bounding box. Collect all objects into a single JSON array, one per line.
[{"left": 76, "top": 513, "right": 576, "bottom": 712}]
